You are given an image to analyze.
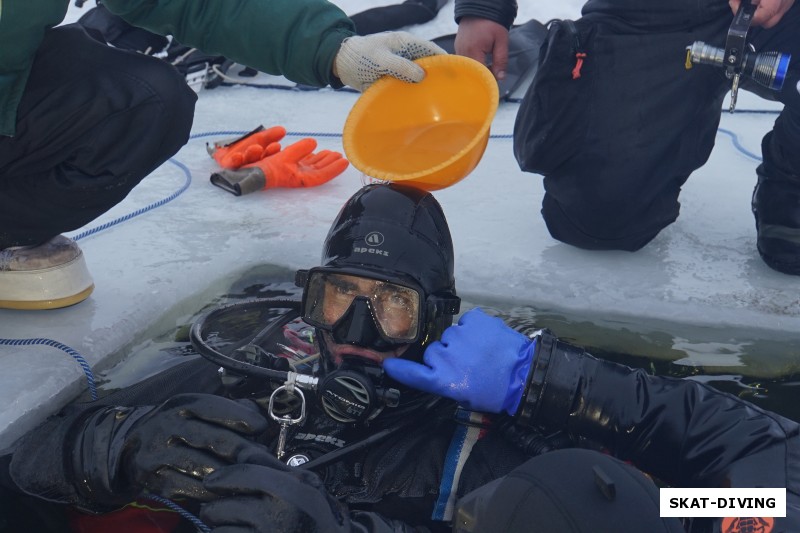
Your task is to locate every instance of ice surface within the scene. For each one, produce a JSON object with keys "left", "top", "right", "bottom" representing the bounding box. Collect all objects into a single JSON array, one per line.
[{"left": 0, "top": 0, "right": 796, "bottom": 448}]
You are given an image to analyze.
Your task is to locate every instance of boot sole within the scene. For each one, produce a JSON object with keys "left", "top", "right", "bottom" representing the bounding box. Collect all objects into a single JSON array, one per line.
[
  {"left": 759, "top": 251, "right": 800, "bottom": 276},
  {"left": 0, "top": 253, "right": 95, "bottom": 310}
]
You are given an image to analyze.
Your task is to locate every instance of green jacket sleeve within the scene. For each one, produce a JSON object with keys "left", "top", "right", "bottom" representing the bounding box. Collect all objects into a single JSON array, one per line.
[
  {"left": 0, "top": 0, "right": 70, "bottom": 136},
  {"left": 102, "top": 0, "right": 356, "bottom": 87}
]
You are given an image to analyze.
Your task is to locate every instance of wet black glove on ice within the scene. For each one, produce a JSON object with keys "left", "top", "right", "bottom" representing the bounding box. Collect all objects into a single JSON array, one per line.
[
  {"left": 201, "top": 451, "right": 351, "bottom": 533},
  {"left": 70, "top": 393, "right": 270, "bottom": 506}
]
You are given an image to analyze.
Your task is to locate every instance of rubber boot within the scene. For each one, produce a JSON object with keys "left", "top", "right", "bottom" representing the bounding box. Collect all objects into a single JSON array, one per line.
[
  {"left": 0, "top": 235, "right": 94, "bottom": 310},
  {"left": 752, "top": 164, "right": 800, "bottom": 275}
]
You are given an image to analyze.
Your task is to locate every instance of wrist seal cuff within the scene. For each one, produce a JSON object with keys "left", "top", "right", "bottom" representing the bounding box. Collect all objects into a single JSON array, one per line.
[{"left": 514, "top": 330, "right": 554, "bottom": 424}]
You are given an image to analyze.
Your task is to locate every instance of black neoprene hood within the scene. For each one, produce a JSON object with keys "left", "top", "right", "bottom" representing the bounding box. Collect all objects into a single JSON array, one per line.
[{"left": 320, "top": 183, "right": 456, "bottom": 298}]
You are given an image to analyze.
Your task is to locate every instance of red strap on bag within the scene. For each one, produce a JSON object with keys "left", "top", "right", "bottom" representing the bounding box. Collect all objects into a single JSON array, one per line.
[{"left": 571, "top": 52, "right": 587, "bottom": 79}]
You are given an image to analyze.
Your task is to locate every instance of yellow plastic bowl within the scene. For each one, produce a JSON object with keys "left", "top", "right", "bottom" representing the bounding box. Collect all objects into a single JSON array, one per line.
[{"left": 343, "top": 55, "right": 499, "bottom": 191}]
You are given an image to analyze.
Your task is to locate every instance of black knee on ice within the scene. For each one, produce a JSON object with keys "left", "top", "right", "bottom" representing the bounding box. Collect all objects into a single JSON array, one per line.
[
  {"left": 118, "top": 53, "right": 198, "bottom": 156},
  {"left": 540, "top": 194, "right": 671, "bottom": 252}
]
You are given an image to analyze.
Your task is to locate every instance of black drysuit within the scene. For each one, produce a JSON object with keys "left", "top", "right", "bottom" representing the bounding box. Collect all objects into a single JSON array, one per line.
[{"left": 1, "top": 325, "right": 798, "bottom": 532}]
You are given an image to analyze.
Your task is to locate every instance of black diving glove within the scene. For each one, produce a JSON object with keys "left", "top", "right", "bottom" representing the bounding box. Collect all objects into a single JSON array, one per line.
[
  {"left": 200, "top": 451, "right": 351, "bottom": 533},
  {"left": 70, "top": 393, "right": 270, "bottom": 506}
]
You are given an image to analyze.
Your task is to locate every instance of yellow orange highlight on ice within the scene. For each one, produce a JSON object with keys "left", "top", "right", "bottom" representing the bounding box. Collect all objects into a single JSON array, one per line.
[{"left": 343, "top": 54, "right": 499, "bottom": 191}]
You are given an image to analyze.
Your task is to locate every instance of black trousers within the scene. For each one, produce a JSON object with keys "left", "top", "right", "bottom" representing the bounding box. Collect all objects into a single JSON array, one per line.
[
  {"left": 0, "top": 24, "right": 197, "bottom": 249},
  {"left": 517, "top": 0, "right": 800, "bottom": 251}
]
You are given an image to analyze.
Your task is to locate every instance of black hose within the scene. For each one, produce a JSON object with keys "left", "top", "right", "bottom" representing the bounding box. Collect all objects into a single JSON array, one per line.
[
  {"left": 189, "top": 298, "right": 302, "bottom": 382},
  {"left": 496, "top": 416, "right": 573, "bottom": 455}
]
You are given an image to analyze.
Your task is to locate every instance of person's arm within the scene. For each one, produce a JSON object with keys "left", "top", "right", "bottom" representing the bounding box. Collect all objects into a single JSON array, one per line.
[
  {"left": 729, "top": 0, "right": 795, "bottom": 28},
  {"left": 520, "top": 337, "right": 799, "bottom": 490},
  {"left": 454, "top": 0, "right": 517, "bottom": 29},
  {"left": 5, "top": 393, "right": 270, "bottom": 512},
  {"left": 453, "top": 0, "right": 517, "bottom": 79},
  {"left": 103, "top": 0, "right": 352, "bottom": 87},
  {"left": 527, "top": 337, "right": 800, "bottom": 531},
  {"left": 102, "top": 0, "right": 444, "bottom": 91},
  {"left": 385, "top": 308, "right": 800, "bottom": 530}
]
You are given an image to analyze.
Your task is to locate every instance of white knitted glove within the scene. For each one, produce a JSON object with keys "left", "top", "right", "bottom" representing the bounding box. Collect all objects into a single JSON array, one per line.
[{"left": 334, "top": 32, "right": 446, "bottom": 92}]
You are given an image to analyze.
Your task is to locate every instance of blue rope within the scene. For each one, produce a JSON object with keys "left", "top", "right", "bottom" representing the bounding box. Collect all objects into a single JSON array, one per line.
[
  {"left": 0, "top": 338, "right": 211, "bottom": 531},
  {"left": 489, "top": 129, "right": 761, "bottom": 162},
  {"left": 72, "top": 157, "right": 193, "bottom": 242},
  {"left": 280, "top": 131, "right": 343, "bottom": 138},
  {"left": 0, "top": 338, "right": 97, "bottom": 401},
  {"left": 194, "top": 130, "right": 342, "bottom": 139},
  {"left": 197, "top": 129, "right": 759, "bottom": 159},
  {"left": 145, "top": 494, "right": 211, "bottom": 533},
  {"left": 717, "top": 127, "right": 762, "bottom": 161},
  {"left": 70, "top": 130, "right": 342, "bottom": 242},
  {"left": 69, "top": 125, "right": 760, "bottom": 243},
  {"left": 215, "top": 80, "right": 783, "bottom": 118}
]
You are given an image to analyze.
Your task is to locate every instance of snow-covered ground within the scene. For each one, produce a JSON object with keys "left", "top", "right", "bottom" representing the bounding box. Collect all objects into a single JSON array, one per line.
[{"left": 0, "top": 0, "right": 796, "bottom": 448}]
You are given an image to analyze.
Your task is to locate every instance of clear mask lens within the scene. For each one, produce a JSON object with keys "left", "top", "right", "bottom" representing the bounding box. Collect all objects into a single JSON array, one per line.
[{"left": 304, "top": 272, "right": 421, "bottom": 342}]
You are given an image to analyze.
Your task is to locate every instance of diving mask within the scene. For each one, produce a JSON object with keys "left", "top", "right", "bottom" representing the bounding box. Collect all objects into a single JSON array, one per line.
[{"left": 298, "top": 268, "right": 425, "bottom": 345}]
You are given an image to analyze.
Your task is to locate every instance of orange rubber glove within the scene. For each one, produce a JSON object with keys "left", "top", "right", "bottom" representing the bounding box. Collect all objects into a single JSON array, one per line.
[
  {"left": 207, "top": 125, "right": 286, "bottom": 169},
  {"left": 247, "top": 138, "right": 349, "bottom": 189},
  {"left": 209, "top": 138, "right": 349, "bottom": 196}
]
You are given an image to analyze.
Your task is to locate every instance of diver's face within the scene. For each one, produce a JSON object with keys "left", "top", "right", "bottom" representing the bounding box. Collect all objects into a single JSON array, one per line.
[
  {"left": 319, "top": 273, "right": 419, "bottom": 365},
  {"left": 321, "top": 274, "right": 418, "bottom": 339},
  {"left": 301, "top": 270, "right": 425, "bottom": 365}
]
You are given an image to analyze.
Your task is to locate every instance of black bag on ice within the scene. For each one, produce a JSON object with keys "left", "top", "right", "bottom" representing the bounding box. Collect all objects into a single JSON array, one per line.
[{"left": 513, "top": 19, "right": 598, "bottom": 176}]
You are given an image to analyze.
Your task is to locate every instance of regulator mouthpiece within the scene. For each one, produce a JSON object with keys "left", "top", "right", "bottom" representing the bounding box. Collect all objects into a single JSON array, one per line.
[{"left": 317, "top": 358, "right": 400, "bottom": 424}]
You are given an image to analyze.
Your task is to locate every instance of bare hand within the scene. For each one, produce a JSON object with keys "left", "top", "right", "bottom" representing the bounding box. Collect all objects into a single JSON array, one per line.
[
  {"left": 729, "top": 0, "right": 795, "bottom": 28},
  {"left": 455, "top": 17, "right": 509, "bottom": 80}
]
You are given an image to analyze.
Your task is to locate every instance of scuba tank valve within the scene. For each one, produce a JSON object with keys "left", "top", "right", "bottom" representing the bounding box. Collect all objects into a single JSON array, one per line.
[{"left": 686, "top": 0, "right": 790, "bottom": 112}]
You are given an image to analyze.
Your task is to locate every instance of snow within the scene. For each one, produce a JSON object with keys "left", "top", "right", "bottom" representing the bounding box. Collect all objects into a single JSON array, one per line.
[{"left": 0, "top": 0, "right": 796, "bottom": 449}]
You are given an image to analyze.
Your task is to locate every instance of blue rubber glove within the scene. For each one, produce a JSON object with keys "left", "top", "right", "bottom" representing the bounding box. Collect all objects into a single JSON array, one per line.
[{"left": 383, "top": 308, "right": 535, "bottom": 414}]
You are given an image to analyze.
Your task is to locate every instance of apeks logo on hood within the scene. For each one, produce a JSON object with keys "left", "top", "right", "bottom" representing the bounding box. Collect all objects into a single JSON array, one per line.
[{"left": 353, "top": 231, "right": 389, "bottom": 257}]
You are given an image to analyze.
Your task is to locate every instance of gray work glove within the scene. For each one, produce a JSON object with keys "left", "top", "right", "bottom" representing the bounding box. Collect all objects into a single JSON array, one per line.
[{"left": 334, "top": 31, "right": 446, "bottom": 91}]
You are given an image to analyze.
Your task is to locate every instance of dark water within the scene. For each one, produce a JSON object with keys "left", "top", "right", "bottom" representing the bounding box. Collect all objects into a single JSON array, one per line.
[
  {"left": 489, "top": 302, "right": 800, "bottom": 422},
  {"left": 599, "top": 349, "right": 800, "bottom": 422},
  {"left": 100, "top": 265, "right": 800, "bottom": 422}
]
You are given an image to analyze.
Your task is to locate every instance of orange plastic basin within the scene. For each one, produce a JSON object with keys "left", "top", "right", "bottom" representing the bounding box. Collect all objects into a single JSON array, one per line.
[{"left": 343, "top": 55, "right": 499, "bottom": 191}]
